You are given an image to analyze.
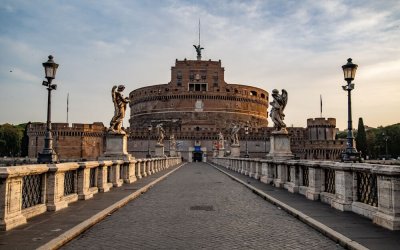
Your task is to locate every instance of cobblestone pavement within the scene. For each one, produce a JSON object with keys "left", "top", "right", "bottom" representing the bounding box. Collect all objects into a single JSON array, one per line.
[{"left": 63, "top": 162, "right": 343, "bottom": 250}]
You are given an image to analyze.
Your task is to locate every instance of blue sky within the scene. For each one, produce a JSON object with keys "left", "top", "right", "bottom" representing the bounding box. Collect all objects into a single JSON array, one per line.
[{"left": 1, "top": 0, "right": 399, "bottom": 130}]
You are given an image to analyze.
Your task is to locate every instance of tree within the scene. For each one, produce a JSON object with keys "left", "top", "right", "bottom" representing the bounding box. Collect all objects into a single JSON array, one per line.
[
  {"left": 356, "top": 118, "right": 367, "bottom": 158},
  {"left": 0, "top": 124, "right": 23, "bottom": 156}
]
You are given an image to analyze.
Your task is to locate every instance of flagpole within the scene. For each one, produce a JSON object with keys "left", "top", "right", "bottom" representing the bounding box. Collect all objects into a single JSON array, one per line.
[
  {"left": 67, "top": 93, "right": 69, "bottom": 124},
  {"left": 320, "top": 95, "right": 322, "bottom": 118}
]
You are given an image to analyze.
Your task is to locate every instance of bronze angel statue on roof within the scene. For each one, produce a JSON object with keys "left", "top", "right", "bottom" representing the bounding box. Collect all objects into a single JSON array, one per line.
[
  {"left": 193, "top": 44, "right": 204, "bottom": 58},
  {"left": 109, "top": 85, "right": 130, "bottom": 134},
  {"left": 270, "top": 89, "right": 288, "bottom": 133}
]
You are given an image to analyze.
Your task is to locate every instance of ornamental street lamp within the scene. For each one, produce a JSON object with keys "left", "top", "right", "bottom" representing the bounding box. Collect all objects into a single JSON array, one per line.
[
  {"left": 38, "top": 55, "right": 59, "bottom": 163},
  {"left": 146, "top": 125, "right": 152, "bottom": 158},
  {"left": 244, "top": 124, "right": 249, "bottom": 158},
  {"left": 341, "top": 58, "right": 361, "bottom": 162}
]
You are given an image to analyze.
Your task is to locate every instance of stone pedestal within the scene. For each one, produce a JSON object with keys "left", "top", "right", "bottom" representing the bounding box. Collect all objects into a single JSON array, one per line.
[
  {"left": 155, "top": 144, "right": 165, "bottom": 157},
  {"left": 169, "top": 149, "right": 177, "bottom": 157},
  {"left": 100, "top": 133, "right": 133, "bottom": 161},
  {"left": 218, "top": 148, "right": 225, "bottom": 157},
  {"left": 230, "top": 145, "right": 240, "bottom": 157},
  {"left": 266, "top": 131, "right": 294, "bottom": 160}
]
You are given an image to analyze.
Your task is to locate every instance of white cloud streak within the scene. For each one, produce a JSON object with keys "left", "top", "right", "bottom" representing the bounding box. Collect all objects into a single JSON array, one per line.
[{"left": 0, "top": 0, "right": 399, "bottom": 130}]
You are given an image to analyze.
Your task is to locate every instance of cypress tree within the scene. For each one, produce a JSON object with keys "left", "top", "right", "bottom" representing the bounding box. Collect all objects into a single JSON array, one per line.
[{"left": 356, "top": 117, "right": 367, "bottom": 158}]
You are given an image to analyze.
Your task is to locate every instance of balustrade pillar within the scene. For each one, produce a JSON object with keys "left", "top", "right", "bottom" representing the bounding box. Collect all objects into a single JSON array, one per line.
[
  {"left": 98, "top": 162, "right": 112, "bottom": 192},
  {"left": 260, "top": 161, "right": 274, "bottom": 184},
  {"left": 305, "top": 164, "right": 322, "bottom": 201},
  {"left": 331, "top": 168, "right": 353, "bottom": 211},
  {"left": 273, "top": 162, "right": 286, "bottom": 188},
  {"left": 373, "top": 175, "right": 400, "bottom": 230},
  {"left": 286, "top": 163, "right": 299, "bottom": 193},
  {"left": 77, "top": 162, "right": 98, "bottom": 200},
  {"left": 124, "top": 160, "right": 137, "bottom": 184},
  {"left": 0, "top": 175, "right": 27, "bottom": 230}
]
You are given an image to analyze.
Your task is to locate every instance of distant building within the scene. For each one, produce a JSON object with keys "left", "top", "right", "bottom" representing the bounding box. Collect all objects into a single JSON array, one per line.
[
  {"left": 127, "top": 54, "right": 345, "bottom": 161},
  {"left": 299, "top": 118, "right": 346, "bottom": 160},
  {"left": 128, "top": 58, "right": 269, "bottom": 160},
  {"left": 27, "top": 122, "right": 106, "bottom": 161}
]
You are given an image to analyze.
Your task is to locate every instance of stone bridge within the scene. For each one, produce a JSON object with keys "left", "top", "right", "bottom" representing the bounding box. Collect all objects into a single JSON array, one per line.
[{"left": 0, "top": 157, "right": 399, "bottom": 249}]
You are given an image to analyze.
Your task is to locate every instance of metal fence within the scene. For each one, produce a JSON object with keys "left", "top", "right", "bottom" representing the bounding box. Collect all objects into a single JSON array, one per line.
[
  {"left": 324, "top": 168, "right": 335, "bottom": 194},
  {"left": 22, "top": 174, "right": 43, "bottom": 209},
  {"left": 301, "top": 166, "right": 309, "bottom": 187},
  {"left": 356, "top": 171, "right": 378, "bottom": 207},
  {"left": 64, "top": 170, "right": 77, "bottom": 196}
]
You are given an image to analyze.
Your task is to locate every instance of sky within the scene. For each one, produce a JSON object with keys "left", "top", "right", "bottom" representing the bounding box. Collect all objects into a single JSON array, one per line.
[{"left": 0, "top": 0, "right": 399, "bottom": 130}]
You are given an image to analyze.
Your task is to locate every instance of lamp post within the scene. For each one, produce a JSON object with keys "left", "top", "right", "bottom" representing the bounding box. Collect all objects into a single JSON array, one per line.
[
  {"left": 341, "top": 58, "right": 361, "bottom": 162},
  {"left": 383, "top": 133, "right": 389, "bottom": 159},
  {"left": 146, "top": 125, "right": 152, "bottom": 158},
  {"left": 244, "top": 124, "right": 249, "bottom": 158},
  {"left": 38, "top": 55, "right": 59, "bottom": 163}
]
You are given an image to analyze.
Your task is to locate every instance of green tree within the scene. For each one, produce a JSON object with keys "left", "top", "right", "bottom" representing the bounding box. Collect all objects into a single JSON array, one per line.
[
  {"left": 0, "top": 124, "right": 23, "bottom": 156},
  {"left": 356, "top": 118, "right": 367, "bottom": 158}
]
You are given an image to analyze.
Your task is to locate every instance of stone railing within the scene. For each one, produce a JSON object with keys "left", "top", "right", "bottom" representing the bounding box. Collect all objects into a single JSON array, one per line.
[
  {"left": 0, "top": 157, "right": 182, "bottom": 231},
  {"left": 211, "top": 157, "right": 400, "bottom": 231}
]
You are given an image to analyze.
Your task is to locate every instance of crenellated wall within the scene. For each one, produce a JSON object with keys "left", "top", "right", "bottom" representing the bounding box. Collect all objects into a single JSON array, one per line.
[{"left": 27, "top": 122, "right": 106, "bottom": 161}]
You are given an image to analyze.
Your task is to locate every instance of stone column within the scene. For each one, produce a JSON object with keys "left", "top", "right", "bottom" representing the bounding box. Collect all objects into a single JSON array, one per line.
[
  {"left": 112, "top": 162, "right": 123, "bottom": 187},
  {"left": 373, "top": 175, "right": 400, "bottom": 230},
  {"left": 274, "top": 162, "right": 287, "bottom": 188},
  {"left": 123, "top": 160, "right": 137, "bottom": 184},
  {"left": 135, "top": 160, "right": 142, "bottom": 179},
  {"left": 97, "top": 162, "right": 112, "bottom": 192},
  {"left": 331, "top": 167, "right": 354, "bottom": 210},
  {"left": 253, "top": 161, "right": 261, "bottom": 180},
  {"left": 0, "top": 176, "right": 27, "bottom": 230},
  {"left": 46, "top": 166, "right": 68, "bottom": 211},
  {"left": 260, "top": 161, "right": 274, "bottom": 184},
  {"left": 77, "top": 163, "right": 98, "bottom": 200},
  {"left": 305, "top": 164, "right": 322, "bottom": 201},
  {"left": 286, "top": 162, "right": 300, "bottom": 193}
]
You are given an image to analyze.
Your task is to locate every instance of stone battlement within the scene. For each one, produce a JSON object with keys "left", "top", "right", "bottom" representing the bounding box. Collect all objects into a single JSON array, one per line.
[{"left": 307, "top": 118, "right": 336, "bottom": 127}]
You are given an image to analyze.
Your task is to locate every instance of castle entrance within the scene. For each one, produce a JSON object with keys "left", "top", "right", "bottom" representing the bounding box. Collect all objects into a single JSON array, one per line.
[
  {"left": 188, "top": 145, "right": 207, "bottom": 162},
  {"left": 192, "top": 145, "right": 203, "bottom": 162}
]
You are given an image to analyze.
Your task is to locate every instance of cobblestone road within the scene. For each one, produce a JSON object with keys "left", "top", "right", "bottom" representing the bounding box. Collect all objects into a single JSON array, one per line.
[{"left": 63, "top": 162, "right": 342, "bottom": 249}]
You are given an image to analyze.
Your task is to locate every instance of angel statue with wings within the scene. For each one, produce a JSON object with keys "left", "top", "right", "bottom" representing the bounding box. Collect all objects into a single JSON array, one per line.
[
  {"left": 230, "top": 123, "right": 241, "bottom": 146},
  {"left": 193, "top": 44, "right": 204, "bottom": 59},
  {"left": 156, "top": 123, "right": 165, "bottom": 145},
  {"left": 109, "top": 85, "right": 130, "bottom": 134},
  {"left": 270, "top": 89, "right": 288, "bottom": 132}
]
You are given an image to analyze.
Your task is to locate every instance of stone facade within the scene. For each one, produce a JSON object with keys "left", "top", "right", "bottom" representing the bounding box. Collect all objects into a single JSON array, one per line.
[
  {"left": 27, "top": 122, "right": 106, "bottom": 161},
  {"left": 126, "top": 57, "right": 345, "bottom": 161}
]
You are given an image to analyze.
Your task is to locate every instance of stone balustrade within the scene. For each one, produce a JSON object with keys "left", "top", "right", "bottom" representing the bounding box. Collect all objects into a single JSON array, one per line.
[
  {"left": 212, "top": 157, "right": 400, "bottom": 231},
  {"left": 0, "top": 157, "right": 181, "bottom": 231}
]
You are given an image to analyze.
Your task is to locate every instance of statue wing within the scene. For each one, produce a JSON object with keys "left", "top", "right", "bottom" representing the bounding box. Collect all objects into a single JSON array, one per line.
[
  {"left": 281, "top": 89, "right": 288, "bottom": 111},
  {"left": 111, "top": 85, "right": 118, "bottom": 111}
]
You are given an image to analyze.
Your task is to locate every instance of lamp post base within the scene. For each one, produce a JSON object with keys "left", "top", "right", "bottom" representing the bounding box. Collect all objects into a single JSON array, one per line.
[
  {"left": 37, "top": 151, "right": 58, "bottom": 164},
  {"left": 341, "top": 149, "right": 362, "bottom": 163}
]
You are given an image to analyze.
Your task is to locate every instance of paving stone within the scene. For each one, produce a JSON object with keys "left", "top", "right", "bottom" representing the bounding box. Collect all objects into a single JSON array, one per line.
[{"left": 63, "top": 163, "right": 342, "bottom": 249}]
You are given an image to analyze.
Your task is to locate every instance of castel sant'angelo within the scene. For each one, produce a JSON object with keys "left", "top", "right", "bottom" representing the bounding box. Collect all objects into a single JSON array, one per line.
[
  {"left": 28, "top": 45, "right": 346, "bottom": 162},
  {"left": 127, "top": 46, "right": 345, "bottom": 161}
]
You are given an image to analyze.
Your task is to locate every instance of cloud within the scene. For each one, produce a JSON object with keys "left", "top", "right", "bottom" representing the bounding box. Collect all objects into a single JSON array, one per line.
[{"left": 0, "top": 0, "right": 399, "bottom": 130}]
